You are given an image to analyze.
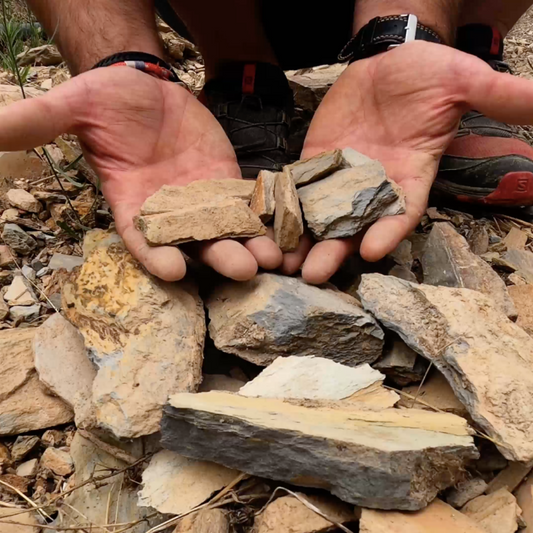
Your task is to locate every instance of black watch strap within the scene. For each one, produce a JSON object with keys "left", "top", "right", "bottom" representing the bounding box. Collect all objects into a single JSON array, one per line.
[{"left": 339, "top": 14, "right": 443, "bottom": 63}]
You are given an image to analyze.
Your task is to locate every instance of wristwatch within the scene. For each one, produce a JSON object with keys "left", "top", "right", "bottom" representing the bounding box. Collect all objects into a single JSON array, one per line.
[{"left": 339, "top": 14, "right": 444, "bottom": 63}]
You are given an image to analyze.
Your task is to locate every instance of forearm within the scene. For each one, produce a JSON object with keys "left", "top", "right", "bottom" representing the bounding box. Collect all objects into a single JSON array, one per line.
[
  {"left": 27, "top": 0, "right": 164, "bottom": 74},
  {"left": 354, "top": 0, "right": 464, "bottom": 44}
]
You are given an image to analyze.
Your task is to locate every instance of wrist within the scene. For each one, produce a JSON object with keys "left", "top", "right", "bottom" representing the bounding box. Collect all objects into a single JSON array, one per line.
[{"left": 353, "top": 0, "right": 462, "bottom": 45}]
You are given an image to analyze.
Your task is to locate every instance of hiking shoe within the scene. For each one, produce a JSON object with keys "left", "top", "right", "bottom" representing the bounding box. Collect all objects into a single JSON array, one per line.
[
  {"left": 203, "top": 62, "right": 293, "bottom": 179},
  {"left": 435, "top": 25, "right": 533, "bottom": 205}
]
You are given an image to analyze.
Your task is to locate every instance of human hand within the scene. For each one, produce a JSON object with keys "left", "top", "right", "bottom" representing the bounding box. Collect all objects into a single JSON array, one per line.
[
  {"left": 286, "top": 41, "right": 533, "bottom": 284},
  {"left": 0, "top": 66, "right": 282, "bottom": 281}
]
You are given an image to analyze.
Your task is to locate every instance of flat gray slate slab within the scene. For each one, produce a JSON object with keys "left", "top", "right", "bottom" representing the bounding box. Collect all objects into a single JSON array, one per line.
[
  {"left": 298, "top": 163, "right": 405, "bottom": 240},
  {"left": 421, "top": 222, "right": 516, "bottom": 318},
  {"left": 161, "top": 391, "right": 478, "bottom": 511},
  {"left": 206, "top": 273, "right": 384, "bottom": 366},
  {"left": 359, "top": 273, "right": 533, "bottom": 463}
]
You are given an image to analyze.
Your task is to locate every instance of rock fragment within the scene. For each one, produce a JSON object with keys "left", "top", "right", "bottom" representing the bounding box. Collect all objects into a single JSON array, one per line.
[
  {"left": 508, "top": 284, "right": 533, "bottom": 336},
  {"left": 0, "top": 329, "right": 73, "bottom": 436},
  {"left": 136, "top": 198, "right": 266, "bottom": 245},
  {"left": 206, "top": 273, "right": 384, "bottom": 367},
  {"left": 138, "top": 450, "right": 239, "bottom": 515},
  {"left": 16, "top": 458, "right": 39, "bottom": 478},
  {"left": 48, "top": 253, "right": 84, "bottom": 272},
  {"left": 11, "top": 436, "right": 40, "bottom": 462},
  {"left": 2, "top": 223, "right": 37, "bottom": 254},
  {"left": 298, "top": 156, "right": 405, "bottom": 240},
  {"left": 254, "top": 494, "right": 355, "bottom": 533},
  {"left": 175, "top": 509, "right": 229, "bottom": 533},
  {"left": 504, "top": 227, "right": 528, "bottom": 250},
  {"left": 274, "top": 168, "right": 304, "bottom": 252},
  {"left": 6, "top": 189, "right": 42, "bottom": 213},
  {"left": 0, "top": 299, "right": 7, "bottom": 320},
  {"left": 461, "top": 489, "right": 523, "bottom": 533},
  {"left": 239, "top": 356, "right": 385, "bottom": 401},
  {"left": 4, "top": 275, "right": 37, "bottom": 306},
  {"left": 399, "top": 370, "right": 468, "bottom": 417},
  {"left": 0, "top": 508, "right": 41, "bottom": 533},
  {"left": 502, "top": 249, "right": 533, "bottom": 283},
  {"left": 41, "top": 447, "right": 74, "bottom": 476},
  {"left": 250, "top": 170, "right": 277, "bottom": 223},
  {"left": 446, "top": 478, "right": 489, "bottom": 509},
  {"left": 421, "top": 222, "right": 516, "bottom": 318},
  {"left": 139, "top": 180, "right": 256, "bottom": 215},
  {"left": 285, "top": 149, "right": 343, "bottom": 187},
  {"left": 486, "top": 462, "right": 533, "bottom": 495},
  {"left": 199, "top": 374, "right": 246, "bottom": 393},
  {"left": 62, "top": 230, "right": 205, "bottom": 438},
  {"left": 515, "top": 476, "right": 533, "bottom": 533},
  {"left": 162, "top": 391, "right": 478, "bottom": 510},
  {"left": 358, "top": 274, "right": 533, "bottom": 462},
  {"left": 359, "top": 499, "right": 486, "bottom": 533},
  {"left": 17, "top": 44, "right": 63, "bottom": 66},
  {"left": 0, "top": 244, "right": 14, "bottom": 267},
  {"left": 9, "top": 304, "right": 40, "bottom": 321},
  {"left": 34, "top": 314, "right": 96, "bottom": 427},
  {"left": 373, "top": 338, "right": 426, "bottom": 386}
]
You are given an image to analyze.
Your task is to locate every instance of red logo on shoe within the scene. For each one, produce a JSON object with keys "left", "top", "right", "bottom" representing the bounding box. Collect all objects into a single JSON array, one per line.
[
  {"left": 484, "top": 172, "right": 533, "bottom": 205},
  {"left": 242, "top": 64, "right": 256, "bottom": 95}
]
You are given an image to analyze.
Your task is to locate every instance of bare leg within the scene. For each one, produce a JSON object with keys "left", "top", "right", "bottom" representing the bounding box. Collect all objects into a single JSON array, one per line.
[
  {"left": 167, "top": 0, "right": 277, "bottom": 79},
  {"left": 27, "top": 0, "right": 164, "bottom": 74},
  {"left": 460, "top": 0, "right": 533, "bottom": 37}
]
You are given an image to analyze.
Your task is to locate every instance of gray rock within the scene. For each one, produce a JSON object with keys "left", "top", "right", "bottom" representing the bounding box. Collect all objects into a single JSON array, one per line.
[
  {"left": 298, "top": 158, "right": 405, "bottom": 240},
  {"left": 358, "top": 274, "right": 533, "bottom": 463},
  {"left": 2, "top": 224, "right": 37, "bottom": 255},
  {"left": 48, "top": 253, "right": 84, "bottom": 272},
  {"left": 446, "top": 479, "right": 489, "bottom": 509},
  {"left": 9, "top": 304, "right": 40, "bottom": 321},
  {"left": 11, "top": 435, "right": 40, "bottom": 462},
  {"left": 206, "top": 273, "right": 384, "bottom": 367},
  {"left": 161, "top": 391, "right": 478, "bottom": 511},
  {"left": 421, "top": 222, "right": 516, "bottom": 319},
  {"left": 21, "top": 265, "right": 35, "bottom": 282},
  {"left": 502, "top": 249, "right": 533, "bottom": 284}
]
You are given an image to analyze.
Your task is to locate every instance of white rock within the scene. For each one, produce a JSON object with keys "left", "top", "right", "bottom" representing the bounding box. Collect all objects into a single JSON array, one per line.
[
  {"left": 16, "top": 458, "right": 39, "bottom": 477},
  {"left": 4, "top": 276, "right": 37, "bottom": 306},
  {"left": 9, "top": 304, "right": 41, "bottom": 321},
  {"left": 6, "top": 189, "right": 42, "bottom": 213}
]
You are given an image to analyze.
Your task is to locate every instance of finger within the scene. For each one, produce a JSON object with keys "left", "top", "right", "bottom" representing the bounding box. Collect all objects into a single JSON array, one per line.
[
  {"left": 113, "top": 203, "right": 187, "bottom": 281},
  {"left": 301, "top": 237, "right": 361, "bottom": 285},
  {"left": 243, "top": 232, "right": 283, "bottom": 270},
  {"left": 464, "top": 53, "right": 533, "bottom": 125},
  {"left": 280, "top": 233, "right": 314, "bottom": 275},
  {"left": 194, "top": 239, "right": 258, "bottom": 281},
  {"left": 360, "top": 173, "right": 432, "bottom": 262},
  {"left": 0, "top": 77, "right": 88, "bottom": 151}
]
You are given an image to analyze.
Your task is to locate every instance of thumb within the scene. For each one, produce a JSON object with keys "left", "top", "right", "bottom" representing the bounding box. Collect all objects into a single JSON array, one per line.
[
  {"left": 0, "top": 76, "right": 87, "bottom": 151},
  {"left": 465, "top": 56, "right": 533, "bottom": 125}
]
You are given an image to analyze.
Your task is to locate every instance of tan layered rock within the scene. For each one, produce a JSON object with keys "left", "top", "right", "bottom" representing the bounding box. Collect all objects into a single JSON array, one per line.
[
  {"left": 250, "top": 170, "right": 277, "bottom": 223},
  {"left": 41, "top": 447, "right": 74, "bottom": 476},
  {"left": 253, "top": 494, "right": 355, "bottom": 533},
  {"left": 4, "top": 275, "right": 37, "bottom": 306},
  {"left": 461, "top": 489, "right": 523, "bottom": 533},
  {"left": 508, "top": 284, "right": 533, "bottom": 336},
  {"left": 6, "top": 189, "right": 42, "bottom": 213},
  {"left": 34, "top": 314, "right": 97, "bottom": 428},
  {"left": 274, "top": 168, "right": 304, "bottom": 252},
  {"left": 298, "top": 154, "right": 405, "bottom": 240},
  {"left": 421, "top": 222, "right": 516, "bottom": 318},
  {"left": 137, "top": 198, "right": 266, "bottom": 245},
  {"left": 138, "top": 450, "right": 239, "bottom": 515},
  {"left": 162, "top": 392, "right": 478, "bottom": 510},
  {"left": 206, "top": 273, "right": 384, "bottom": 367},
  {"left": 0, "top": 508, "right": 41, "bottom": 533},
  {"left": 515, "top": 476, "right": 533, "bottom": 533},
  {"left": 359, "top": 273, "right": 533, "bottom": 462},
  {"left": 139, "top": 180, "right": 256, "bottom": 215},
  {"left": 0, "top": 329, "right": 73, "bottom": 436},
  {"left": 62, "top": 230, "right": 205, "bottom": 438},
  {"left": 447, "top": 478, "right": 489, "bottom": 509},
  {"left": 285, "top": 149, "right": 343, "bottom": 187},
  {"left": 175, "top": 509, "right": 230, "bottom": 533},
  {"left": 504, "top": 227, "right": 528, "bottom": 250},
  {"left": 486, "top": 462, "right": 533, "bottom": 494},
  {"left": 360, "top": 499, "right": 486, "bottom": 533}
]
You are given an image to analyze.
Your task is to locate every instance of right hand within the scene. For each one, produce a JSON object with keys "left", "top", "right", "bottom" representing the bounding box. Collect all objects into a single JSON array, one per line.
[{"left": 0, "top": 66, "right": 282, "bottom": 281}]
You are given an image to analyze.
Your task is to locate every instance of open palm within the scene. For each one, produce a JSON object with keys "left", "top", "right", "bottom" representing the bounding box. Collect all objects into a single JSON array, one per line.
[
  {"left": 299, "top": 41, "right": 533, "bottom": 283},
  {"left": 0, "top": 66, "right": 281, "bottom": 280}
]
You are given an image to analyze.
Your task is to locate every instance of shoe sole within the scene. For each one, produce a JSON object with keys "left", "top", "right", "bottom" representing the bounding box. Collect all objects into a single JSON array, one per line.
[{"left": 434, "top": 171, "right": 533, "bottom": 206}]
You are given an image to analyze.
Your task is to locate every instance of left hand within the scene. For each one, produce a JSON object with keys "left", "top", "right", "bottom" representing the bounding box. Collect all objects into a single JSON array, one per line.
[{"left": 285, "top": 41, "right": 533, "bottom": 284}]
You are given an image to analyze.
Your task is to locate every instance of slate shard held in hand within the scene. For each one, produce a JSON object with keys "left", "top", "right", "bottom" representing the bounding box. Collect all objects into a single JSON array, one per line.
[
  {"left": 285, "top": 149, "right": 343, "bottom": 187},
  {"left": 421, "top": 222, "right": 516, "bottom": 318},
  {"left": 274, "top": 168, "right": 304, "bottom": 252},
  {"left": 298, "top": 152, "right": 405, "bottom": 240},
  {"left": 358, "top": 273, "right": 533, "bottom": 463},
  {"left": 136, "top": 198, "right": 266, "bottom": 245},
  {"left": 161, "top": 391, "right": 478, "bottom": 511},
  {"left": 206, "top": 273, "right": 384, "bottom": 367},
  {"left": 250, "top": 170, "right": 277, "bottom": 223}
]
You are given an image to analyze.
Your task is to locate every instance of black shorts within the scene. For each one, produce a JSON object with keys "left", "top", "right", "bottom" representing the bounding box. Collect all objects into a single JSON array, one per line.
[{"left": 155, "top": 0, "right": 355, "bottom": 70}]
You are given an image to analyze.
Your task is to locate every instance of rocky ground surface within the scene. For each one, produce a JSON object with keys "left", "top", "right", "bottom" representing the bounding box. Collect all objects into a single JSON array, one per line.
[{"left": 2, "top": 10, "right": 533, "bottom": 533}]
